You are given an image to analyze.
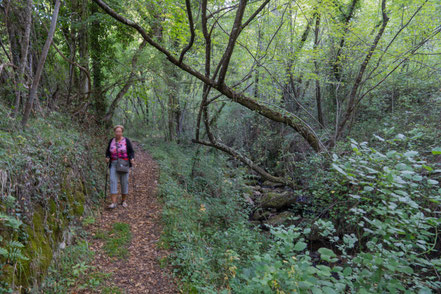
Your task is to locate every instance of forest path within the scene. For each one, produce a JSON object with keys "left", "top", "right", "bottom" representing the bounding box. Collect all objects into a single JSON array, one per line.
[{"left": 86, "top": 141, "right": 179, "bottom": 293}]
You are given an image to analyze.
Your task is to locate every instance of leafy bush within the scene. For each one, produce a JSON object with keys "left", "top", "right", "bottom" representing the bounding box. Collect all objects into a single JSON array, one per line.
[
  {"left": 140, "top": 130, "right": 441, "bottom": 293},
  {"left": 230, "top": 139, "right": 441, "bottom": 293},
  {"left": 146, "top": 141, "right": 266, "bottom": 293}
]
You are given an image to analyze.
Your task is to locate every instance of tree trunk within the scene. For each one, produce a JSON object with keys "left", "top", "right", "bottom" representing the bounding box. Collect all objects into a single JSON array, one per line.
[
  {"left": 78, "top": 0, "right": 89, "bottom": 102},
  {"left": 165, "top": 63, "right": 181, "bottom": 142},
  {"left": 21, "top": 0, "right": 61, "bottom": 127},
  {"left": 314, "top": 13, "right": 324, "bottom": 128},
  {"left": 334, "top": 0, "right": 389, "bottom": 141},
  {"left": 12, "top": 0, "right": 32, "bottom": 117},
  {"left": 91, "top": 2, "right": 106, "bottom": 122}
]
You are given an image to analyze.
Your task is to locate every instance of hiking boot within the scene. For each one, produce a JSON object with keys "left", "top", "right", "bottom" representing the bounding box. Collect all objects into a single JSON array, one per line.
[
  {"left": 121, "top": 201, "right": 128, "bottom": 208},
  {"left": 108, "top": 203, "right": 117, "bottom": 209}
]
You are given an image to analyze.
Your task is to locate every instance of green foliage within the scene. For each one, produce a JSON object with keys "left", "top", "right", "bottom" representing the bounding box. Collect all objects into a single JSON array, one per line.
[
  {"left": 147, "top": 134, "right": 440, "bottom": 293},
  {"left": 230, "top": 138, "right": 441, "bottom": 293},
  {"left": 230, "top": 224, "right": 346, "bottom": 294},
  {"left": 41, "top": 239, "right": 94, "bottom": 293},
  {"left": 145, "top": 140, "right": 266, "bottom": 293},
  {"left": 330, "top": 139, "right": 441, "bottom": 292},
  {"left": 40, "top": 226, "right": 123, "bottom": 294},
  {"left": 0, "top": 214, "right": 28, "bottom": 293},
  {"left": 0, "top": 106, "right": 106, "bottom": 291}
]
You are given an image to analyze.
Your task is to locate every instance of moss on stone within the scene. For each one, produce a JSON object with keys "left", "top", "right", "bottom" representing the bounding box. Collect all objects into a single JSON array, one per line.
[
  {"left": 73, "top": 190, "right": 85, "bottom": 216},
  {"left": 10, "top": 176, "right": 87, "bottom": 291},
  {"left": 19, "top": 205, "right": 54, "bottom": 288},
  {"left": 265, "top": 211, "right": 297, "bottom": 226},
  {"left": 260, "top": 191, "right": 298, "bottom": 209}
]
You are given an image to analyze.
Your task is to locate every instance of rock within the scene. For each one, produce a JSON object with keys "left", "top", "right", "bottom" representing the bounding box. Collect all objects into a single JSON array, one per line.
[
  {"left": 252, "top": 190, "right": 262, "bottom": 198},
  {"left": 265, "top": 211, "right": 297, "bottom": 226},
  {"left": 244, "top": 175, "right": 260, "bottom": 186},
  {"left": 261, "top": 187, "right": 271, "bottom": 193},
  {"left": 262, "top": 180, "right": 285, "bottom": 188},
  {"left": 260, "top": 191, "right": 298, "bottom": 209},
  {"left": 250, "top": 185, "right": 262, "bottom": 192},
  {"left": 251, "top": 209, "right": 271, "bottom": 220}
]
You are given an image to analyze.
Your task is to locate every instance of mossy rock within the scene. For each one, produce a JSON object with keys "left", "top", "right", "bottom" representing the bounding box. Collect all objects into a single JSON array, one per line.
[
  {"left": 261, "top": 180, "right": 285, "bottom": 188},
  {"left": 11, "top": 175, "right": 86, "bottom": 291},
  {"left": 265, "top": 211, "right": 297, "bottom": 226},
  {"left": 19, "top": 205, "right": 54, "bottom": 289},
  {"left": 73, "top": 190, "right": 85, "bottom": 216},
  {"left": 244, "top": 178, "right": 259, "bottom": 186},
  {"left": 260, "top": 191, "right": 298, "bottom": 209},
  {"left": 243, "top": 193, "right": 254, "bottom": 205},
  {"left": 251, "top": 209, "right": 271, "bottom": 220},
  {"left": 243, "top": 185, "right": 254, "bottom": 195}
]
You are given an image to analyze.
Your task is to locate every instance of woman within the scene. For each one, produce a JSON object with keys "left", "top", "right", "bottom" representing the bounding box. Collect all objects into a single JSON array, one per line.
[{"left": 105, "top": 125, "right": 135, "bottom": 209}]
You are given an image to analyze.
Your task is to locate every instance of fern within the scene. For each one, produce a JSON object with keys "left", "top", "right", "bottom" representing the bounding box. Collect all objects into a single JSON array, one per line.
[
  {"left": 0, "top": 247, "right": 8, "bottom": 258},
  {"left": 7, "top": 240, "right": 24, "bottom": 248},
  {"left": 0, "top": 213, "right": 22, "bottom": 230}
]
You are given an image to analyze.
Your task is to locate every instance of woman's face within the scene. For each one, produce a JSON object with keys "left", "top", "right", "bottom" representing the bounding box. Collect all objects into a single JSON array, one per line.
[{"left": 114, "top": 127, "right": 123, "bottom": 138}]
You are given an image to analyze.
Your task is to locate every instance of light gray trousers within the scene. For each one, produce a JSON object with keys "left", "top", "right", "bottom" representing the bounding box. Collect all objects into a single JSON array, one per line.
[{"left": 109, "top": 160, "right": 130, "bottom": 194}]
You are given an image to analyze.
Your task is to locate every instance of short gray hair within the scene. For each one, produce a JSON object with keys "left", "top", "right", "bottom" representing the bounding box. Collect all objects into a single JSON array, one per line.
[{"left": 113, "top": 125, "right": 124, "bottom": 132}]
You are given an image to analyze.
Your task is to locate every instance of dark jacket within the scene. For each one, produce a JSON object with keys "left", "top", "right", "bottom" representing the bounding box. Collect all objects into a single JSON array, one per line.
[{"left": 105, "top": 137, "right": 135, "bottom": 168}]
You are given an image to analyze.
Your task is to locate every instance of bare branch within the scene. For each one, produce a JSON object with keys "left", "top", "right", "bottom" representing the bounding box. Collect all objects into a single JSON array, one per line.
[
  {"left": 178, "top": 0, "right": 195, "bottom": 64},
  {"left": 51, "top": 41, "right": 91, "bottom": 101},
  {"left": 104, "top": 40, "right": 147, "bottom": 122},
  {"left": 241, "top": 0, "right": 270, "bottom": 30},
  {"left": 363, "top": 0, "right": 429, "bottom": 85},
  {"left": 192, "top": 138, "right": 295, "bottom": 187},
  {"left": 356, "top": 25, "right": 441, "bottom": 106},
  {"left": 216, "top": 0, "right": 248, "bottom": 86}
]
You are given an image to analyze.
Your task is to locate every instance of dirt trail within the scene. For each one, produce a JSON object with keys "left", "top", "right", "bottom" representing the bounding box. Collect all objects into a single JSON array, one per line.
[{"left": 87, "top": 141, "right": 178, "bottom": 293}]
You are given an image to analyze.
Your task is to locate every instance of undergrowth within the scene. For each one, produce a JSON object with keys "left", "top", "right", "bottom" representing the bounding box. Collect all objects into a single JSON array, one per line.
[
  {"left": 144, "top": 140, "right": 266, "bottom": 293},
  {"left": 39, "top": 223, "right": 123, "bottom": 294},
  {"left": 0, "top": 106, "right": 107, "bottom": 292},
  {"left": 142, "top": 133, "right": 441, "bottom": 293}
]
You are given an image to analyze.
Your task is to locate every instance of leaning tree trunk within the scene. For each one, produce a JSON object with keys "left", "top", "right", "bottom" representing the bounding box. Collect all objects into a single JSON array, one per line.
[
  {"left": 12, "top": 0, "right": 33, "bottom": 117},
  {"left": 21, "top": 0, "right": 61, "bottom": 127}
]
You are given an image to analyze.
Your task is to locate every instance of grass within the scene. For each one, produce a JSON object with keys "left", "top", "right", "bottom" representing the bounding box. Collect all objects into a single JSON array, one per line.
[
  {"left": 95, "top": 222, "right": 132, "bottom": 259},
  {"left": 82, "top": 215, "right": 97, "bottom": 226}
]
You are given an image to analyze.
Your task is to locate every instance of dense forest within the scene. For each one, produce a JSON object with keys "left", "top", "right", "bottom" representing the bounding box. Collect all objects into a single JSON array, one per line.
[{"left": 1, "top": 0, "right": 441, "bottom": 293}]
